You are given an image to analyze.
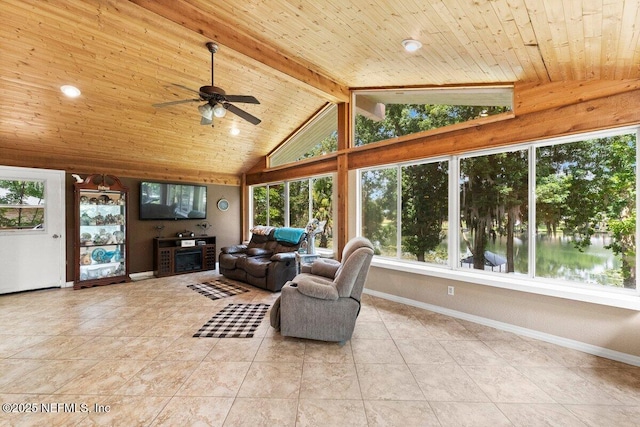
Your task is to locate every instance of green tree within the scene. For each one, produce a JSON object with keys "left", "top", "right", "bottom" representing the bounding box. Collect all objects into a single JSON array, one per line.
[
  {"left": 268, "top": 184, "right": 284, "bottom": 227},
  {"left": 312, "top": 176, "right": 333, "bottom": 248},
  {"left": 288, "top": 179, "right": 309, "bottom": 228},
  {"left": 537, "top": 135, "right": 636, "bottom": 287},
  {"left": 402, "top": 162, "right": 448, "bottom": 261},
  {"left": 0, "top": 180, "right": 44, "bottom": 229},
  {"left": 358, "top": 104, "right": 507, "bottom": 261},
  {"left": 252, "top": 186, "right": 267, "bottom": 226}
]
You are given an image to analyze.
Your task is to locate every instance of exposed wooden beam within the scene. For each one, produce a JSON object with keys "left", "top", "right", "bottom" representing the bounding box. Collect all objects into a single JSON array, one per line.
[
  {"left": 128, "top": 0, "right": 349, "bottom": 103},
  {"left": 246, "top": 82, "right": 640, "bottom": 185},
  {"left": 336, "top": 103, "right": 350, "bottom": 256},
  {"left": 245, "top": 155, "right": 337, "bottom": 186},
  {"left": 1, "top": 147, "right": 241, "bottom": 186},
  {"left": 514, "top": 79, "right": 640, "bottom": 115}
]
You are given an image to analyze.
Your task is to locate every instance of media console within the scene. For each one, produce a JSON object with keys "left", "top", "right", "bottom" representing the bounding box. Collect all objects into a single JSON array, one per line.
[{"left": 153, "top": 236, "right": 216, "bottom": 277}]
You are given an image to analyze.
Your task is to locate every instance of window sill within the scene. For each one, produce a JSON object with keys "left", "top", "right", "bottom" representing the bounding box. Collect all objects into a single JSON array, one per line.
[{"left": 370, "top": 257, "right": 640, "bottom": 311}]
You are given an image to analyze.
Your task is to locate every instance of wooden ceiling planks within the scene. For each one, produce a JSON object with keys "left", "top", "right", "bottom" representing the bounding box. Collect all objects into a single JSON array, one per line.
[
  {"left": 1, "top": 0, "right": 639, "bottom": 183},
  {"left": 1, "top": 0, "right": 328, "bottom": 183}
]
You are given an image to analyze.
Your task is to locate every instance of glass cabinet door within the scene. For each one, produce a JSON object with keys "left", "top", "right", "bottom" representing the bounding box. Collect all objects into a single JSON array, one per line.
[{"left": 74, "top": 175, "right": 129, "bottom": 289}]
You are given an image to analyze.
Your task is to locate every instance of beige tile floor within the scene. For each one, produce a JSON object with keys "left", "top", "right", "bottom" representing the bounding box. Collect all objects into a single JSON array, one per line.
[{"left": 1, "top": 271, "right": 640, "bottom": 426}]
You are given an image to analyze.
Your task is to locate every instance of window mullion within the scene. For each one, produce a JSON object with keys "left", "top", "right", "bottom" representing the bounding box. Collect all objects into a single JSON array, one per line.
[
  {"left": 636, "top": 128, "right": 640, "bottom": 296},
  {"left": 529, "top": 146, "right": 536, "bottom": 279},
  {"left": 397, "top": 165, "right": 402, "bottom": 259},
  {"left": 450, "top": 156, "right": 460, "bottom": 270},
  {"left": 266, "top": 185, "right": 270, "bottom": 227},
  {"left": 308, "top": 178, "right": 313, "bottom": 222},
  {"left": 284, "top": 181, "right": 290, "bottom": 227}
]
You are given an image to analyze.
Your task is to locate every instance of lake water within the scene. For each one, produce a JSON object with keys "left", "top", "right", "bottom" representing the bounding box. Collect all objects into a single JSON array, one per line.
[{"left": 474, "top": 233, "right": 624, "bottom": 287}]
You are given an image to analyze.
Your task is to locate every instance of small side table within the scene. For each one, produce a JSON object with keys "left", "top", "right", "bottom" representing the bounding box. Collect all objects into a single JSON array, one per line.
[{"left": 295, "top": 252, "right": 320, "bottom": 274}]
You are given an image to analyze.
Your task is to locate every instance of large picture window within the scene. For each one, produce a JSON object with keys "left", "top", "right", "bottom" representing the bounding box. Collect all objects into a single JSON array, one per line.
[
  {"left": 359, "top": 127, "right": 638, "bottom": 292},
  {"left": 251, "top": 174, "right": 334, "bottom": 251},
  {"left": 354, "top": 86, "right": 513, "bottom": 147},
  {"left": 459, "top": 149, "right": 529, "bottom": 274},
  {"left": 361, "top": 160, "right": 449, "bottom": 265},
  {"left": 535, "top": 135, "right": 636, "bottom": 288}
]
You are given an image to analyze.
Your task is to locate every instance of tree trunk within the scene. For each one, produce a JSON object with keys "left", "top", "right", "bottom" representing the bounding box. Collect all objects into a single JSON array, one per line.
[
  {"left": 623, "top": 255, "right": 636, "bottom": 289},
  {"left": 506, "top": 207, "right": 516, "bottom": 273},
  {"left": 473, "top": 218, "right": 487, "bottom": 270}
]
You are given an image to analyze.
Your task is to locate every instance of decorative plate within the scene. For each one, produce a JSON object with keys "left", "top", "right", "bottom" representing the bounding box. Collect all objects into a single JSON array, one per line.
[
  {"left": 217, "top": 198, "right": 229, "bottom": 211},
  {"left": 91, "top": 248, "right": 106, "bottom": 263}
]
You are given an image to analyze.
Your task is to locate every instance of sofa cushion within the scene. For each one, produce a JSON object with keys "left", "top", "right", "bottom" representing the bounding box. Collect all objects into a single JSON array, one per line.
[
  {"left": 250, "top": 225, "right": 275, "bottom": 236},
  {"left": 219, "top": 253, "right": 246, "bottom": 270},
  {"left": 310, "top": 258, "right": 341, "bottom": 278},
  {"left": 241, "top": 257, "right": 271, "bottom": 278},
  {"left": 248, "top": 235, "right": 270, "bottom": 247},
  {"left": 296, "top": 275, "right": 339, "bottom": 300},
  {"left": 247, "top": 248, "right": 273, "bottom": 257},
  {"left": 273, "top": 242, "right": 299, "bottom": 253},
  {"left": 221, "top": 244, "right": 247, "bottom": 254}
]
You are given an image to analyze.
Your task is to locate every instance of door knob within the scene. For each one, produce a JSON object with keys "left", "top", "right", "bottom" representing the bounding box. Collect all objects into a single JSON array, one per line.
[{"left": 52, "top": 234, "right": 61, "bottom": 239}]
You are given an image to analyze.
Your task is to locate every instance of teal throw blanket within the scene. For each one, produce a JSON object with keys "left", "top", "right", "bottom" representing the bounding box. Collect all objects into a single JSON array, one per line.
[{"left": 273, "top": 227, "right": 305, "bottom": 244}]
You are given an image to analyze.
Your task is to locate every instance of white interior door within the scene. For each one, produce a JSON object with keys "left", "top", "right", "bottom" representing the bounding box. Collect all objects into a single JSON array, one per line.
[{"left": 0, "top": 166, "right": 65, "bottom": 294}]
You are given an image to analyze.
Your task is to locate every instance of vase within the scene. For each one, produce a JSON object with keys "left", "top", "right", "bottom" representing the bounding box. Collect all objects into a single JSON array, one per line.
[{"left": 308, "top": 235, "right": 316, "bottom": 255}]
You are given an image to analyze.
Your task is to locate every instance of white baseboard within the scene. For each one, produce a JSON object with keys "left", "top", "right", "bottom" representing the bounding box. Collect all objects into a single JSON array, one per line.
[{"left": 364, "top": 288, "right": 640, "bottom": 367}]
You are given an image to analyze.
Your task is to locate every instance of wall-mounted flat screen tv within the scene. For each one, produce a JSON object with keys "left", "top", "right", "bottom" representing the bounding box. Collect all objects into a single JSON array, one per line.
[{"left": 140, "top": 181, "right": 207, "bottom": 220}]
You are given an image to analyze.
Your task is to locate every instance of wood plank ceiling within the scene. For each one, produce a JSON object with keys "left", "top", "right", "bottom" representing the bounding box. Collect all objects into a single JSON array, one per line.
[{"left": 1, "top": 0, "right": 639, "bottom": 184}]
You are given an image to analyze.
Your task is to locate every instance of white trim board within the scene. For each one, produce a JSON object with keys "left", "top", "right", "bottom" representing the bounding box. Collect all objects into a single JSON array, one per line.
[{"left": 363, "top": 288, "right": 640, "bottom": 368}]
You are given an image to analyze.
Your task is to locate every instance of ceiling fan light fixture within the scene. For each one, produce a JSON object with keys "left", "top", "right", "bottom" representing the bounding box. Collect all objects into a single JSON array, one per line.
[
  {"left": 198, "top": 103, "right": 213, "bottom": 120},
  {"left": 60, "top": 85, "right": 81, "bottom": 98},
  {"left": 213, "top": 104, "right": 227, "bottom": 118},
  {"left": 401, "top": 39, "right": 422, "bottom": 52}
]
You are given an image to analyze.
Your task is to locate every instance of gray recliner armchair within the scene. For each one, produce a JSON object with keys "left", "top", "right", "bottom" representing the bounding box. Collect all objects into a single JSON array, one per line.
[{"left": 271, "top": 237, "right": 374, "bottom": 342}]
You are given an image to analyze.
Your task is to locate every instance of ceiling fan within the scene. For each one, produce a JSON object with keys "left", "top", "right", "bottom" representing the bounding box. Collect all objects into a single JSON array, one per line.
[{"left": 153, "top": 42, "right": 261, "bottom": 126}]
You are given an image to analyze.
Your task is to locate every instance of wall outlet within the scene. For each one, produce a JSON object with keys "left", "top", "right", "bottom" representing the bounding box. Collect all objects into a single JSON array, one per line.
[{"left": 447, "top": 286, "right": 455, "bottom": 296}]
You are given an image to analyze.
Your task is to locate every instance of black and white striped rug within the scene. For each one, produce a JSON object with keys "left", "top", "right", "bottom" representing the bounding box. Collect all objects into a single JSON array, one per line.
[
  {"left": 193, "top": 303, "right": 270, "bottom": 338},
  {"left": 187, "top": 278, "right": 249, "bottom": 300}
]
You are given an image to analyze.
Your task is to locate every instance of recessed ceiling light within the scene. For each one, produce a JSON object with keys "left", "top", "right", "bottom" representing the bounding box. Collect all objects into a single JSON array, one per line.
[
  {"left": 60, "top": 85, "right": 81, "bottom": 98},
  {"left": 401, "top": 39, "right": 422, "bottom": 52},
  {"left": 230, "top": 127, "right": 240, "bottom": 136}
]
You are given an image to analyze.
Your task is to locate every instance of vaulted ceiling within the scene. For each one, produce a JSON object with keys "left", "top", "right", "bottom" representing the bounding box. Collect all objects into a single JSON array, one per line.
[{"left": 2, "top": 0, "right": 639, "bottom": 184}]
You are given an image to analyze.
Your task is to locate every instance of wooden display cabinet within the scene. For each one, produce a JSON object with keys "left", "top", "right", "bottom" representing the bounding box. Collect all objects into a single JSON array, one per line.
[{"left": 74, "top": 174, "right": 130, "bottom": 289}]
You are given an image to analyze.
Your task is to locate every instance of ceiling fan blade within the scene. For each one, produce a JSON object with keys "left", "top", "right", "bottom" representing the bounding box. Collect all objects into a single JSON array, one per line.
[
  {"left": 170, "top": 83, "right": 201, "bottom": 94},
  {"left": 153, "top": 99, "right": 200, "bottom": 108},
  {"left": 225, "top": 103, "right": 261, "bottom": 125},
  {"left": 200, "top": 116, "right": 213, "bottom": 126},
  {"left": 224, "top": 95, "right": 260, "bottom": 104}
]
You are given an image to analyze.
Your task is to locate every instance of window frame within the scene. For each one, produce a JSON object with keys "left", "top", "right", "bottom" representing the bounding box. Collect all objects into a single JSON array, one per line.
[
  {"left": 351, "top": 85, "right": 514, "bottom": 149},
  {"left": 357, "top": 125, "right": 640, "bottom": 310},
  {"left": 249, "top": 173, "right": 337, "bottom": 255},
  {"left": 0, "top": 178, "right": 47, "bottom": 233},
  {"left": 268, "top": 103, "right": 338, "bottom": 167},
  {"left": 358, "top": 156, "right": 451, "bottom": 264}
]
